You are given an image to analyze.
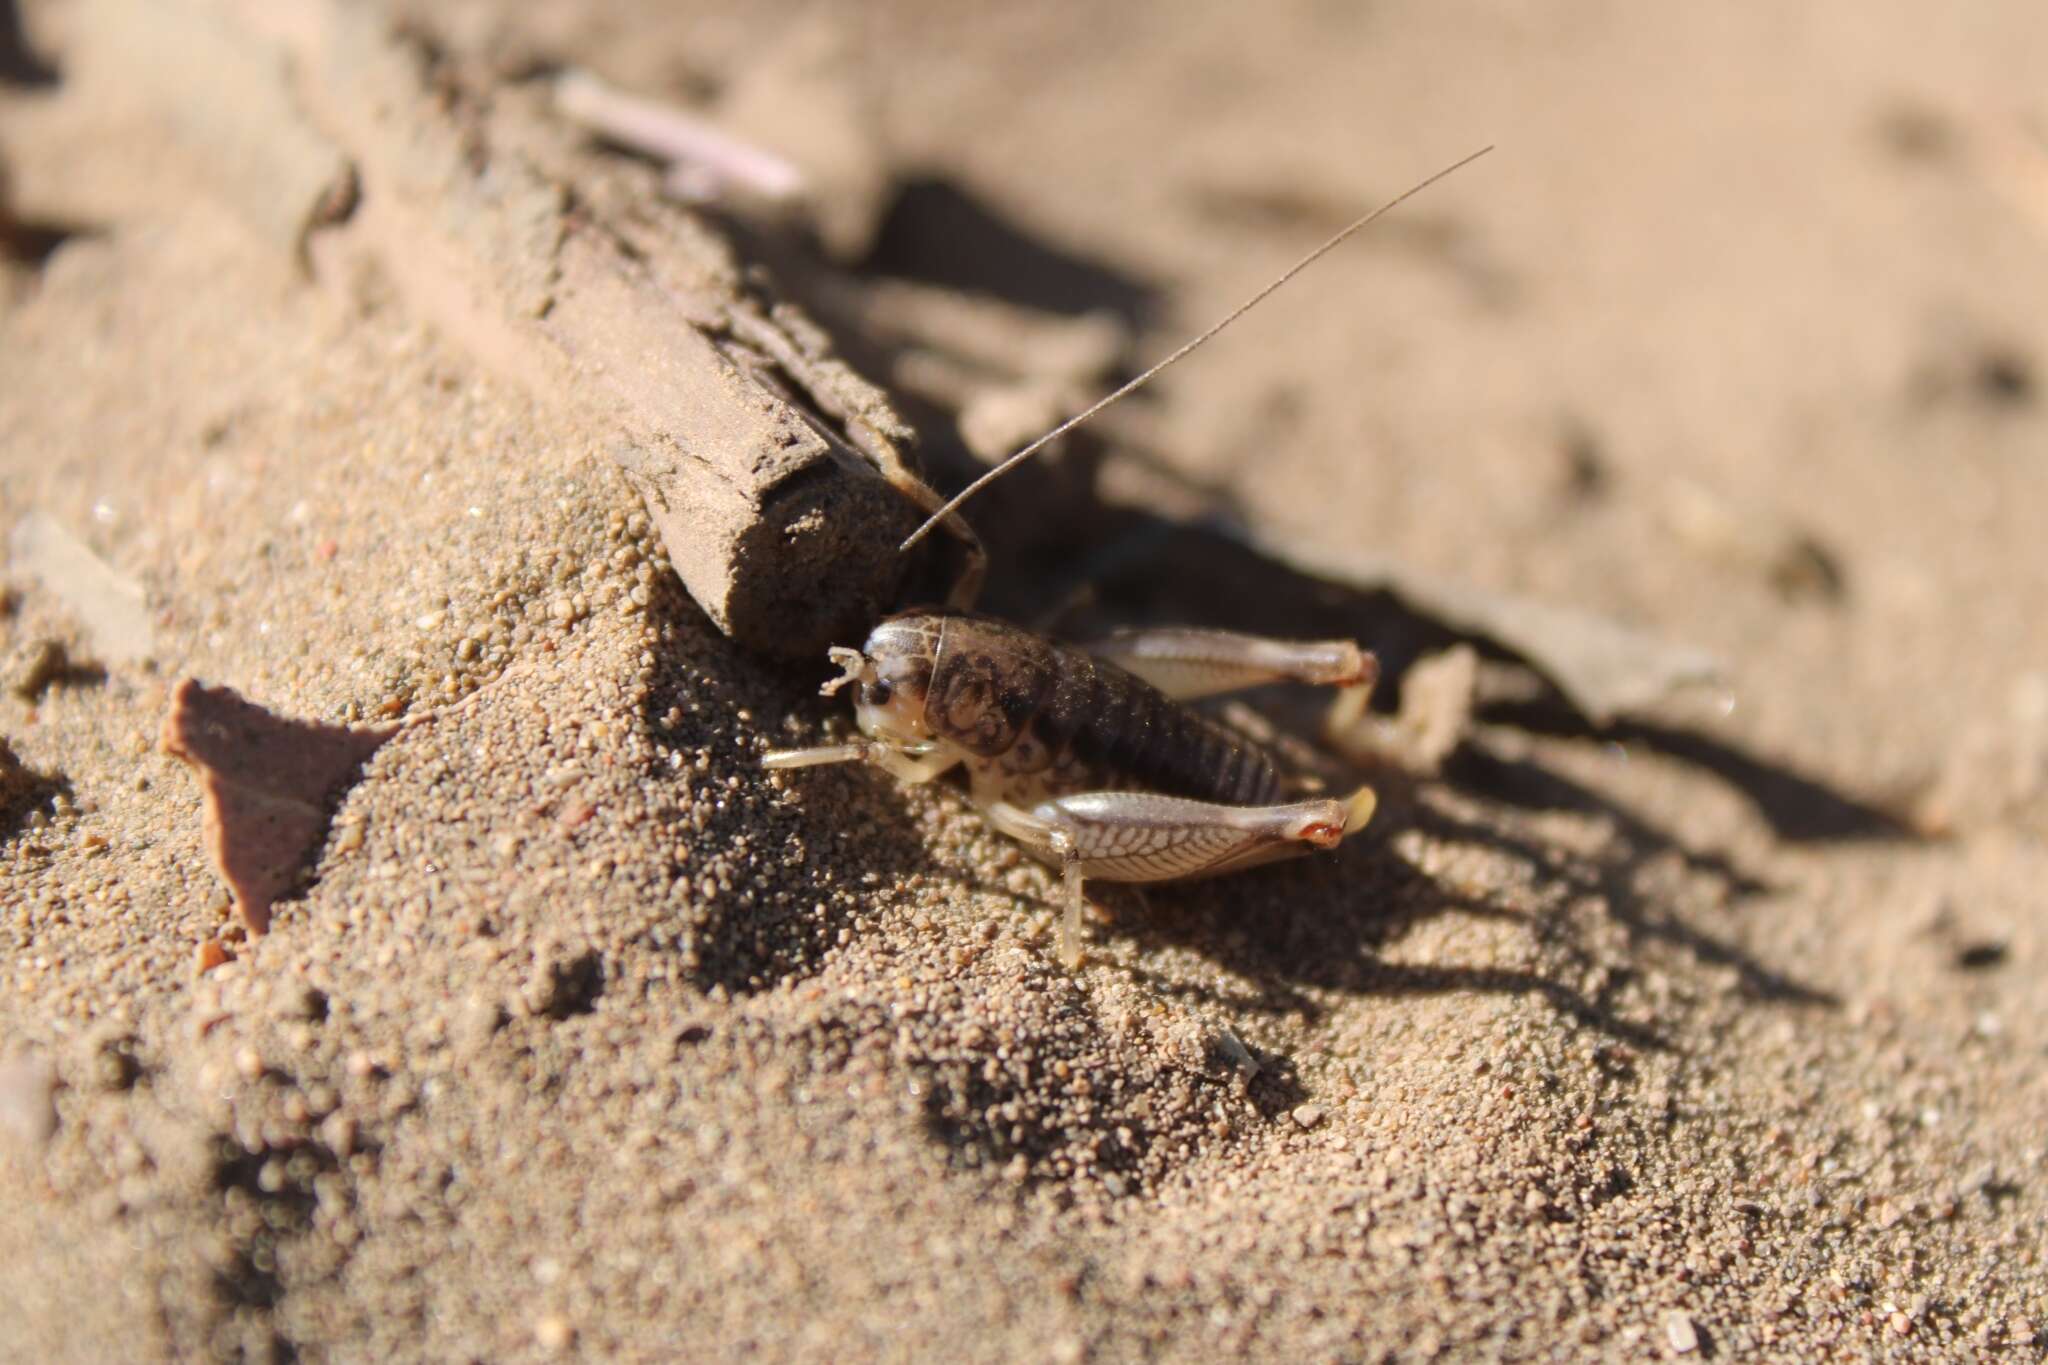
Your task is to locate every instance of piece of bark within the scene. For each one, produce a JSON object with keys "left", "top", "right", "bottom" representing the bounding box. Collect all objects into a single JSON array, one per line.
[
  {"left": 302, "top": 2, "right": 947, "bottom": 654},
  {"left": 73, "top": 0, "right": 945, "bottom": 658},
  {"left": 160, "top": 680, "right": 397, "bottom": 934}
]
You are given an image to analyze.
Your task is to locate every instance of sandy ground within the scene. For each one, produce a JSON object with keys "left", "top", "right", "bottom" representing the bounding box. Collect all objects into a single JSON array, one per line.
[{"left": 3, "top": 0, "right": 2046, "bottom": 1359}]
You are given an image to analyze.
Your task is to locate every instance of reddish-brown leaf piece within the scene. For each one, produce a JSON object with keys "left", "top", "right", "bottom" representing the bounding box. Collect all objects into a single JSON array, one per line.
[{"left": 160, "top": 680, "right": 397, "bottom": 934}]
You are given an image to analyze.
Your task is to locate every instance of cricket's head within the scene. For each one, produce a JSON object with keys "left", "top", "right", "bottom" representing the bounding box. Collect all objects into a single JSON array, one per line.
[{"left": 823, "top": 613, "right": 943, "bottom": 750}]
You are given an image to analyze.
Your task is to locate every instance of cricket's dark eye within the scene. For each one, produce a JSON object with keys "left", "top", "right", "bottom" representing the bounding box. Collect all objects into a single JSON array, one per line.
[{"left": 865, "top": 680, "right": 893, "bottom": 707}]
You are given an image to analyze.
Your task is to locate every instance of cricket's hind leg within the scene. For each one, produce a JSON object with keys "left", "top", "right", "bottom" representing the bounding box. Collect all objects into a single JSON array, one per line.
[
  {"left": 1081, "top": 626, "right": 1379, "bottom": 742},
  {"left": 984, "top": 785, "right": 1376, "bottom": 968}
]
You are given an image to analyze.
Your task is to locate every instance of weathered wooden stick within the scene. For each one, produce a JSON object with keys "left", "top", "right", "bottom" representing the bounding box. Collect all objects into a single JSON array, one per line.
[{"left": 80, "top": 0, "right": 947, "bottom": 658}]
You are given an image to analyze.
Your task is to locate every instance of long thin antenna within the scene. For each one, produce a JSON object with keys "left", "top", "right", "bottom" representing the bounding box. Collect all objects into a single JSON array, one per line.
[{"left": 899, "top": 144, "right": 1496, "bottom": 552}]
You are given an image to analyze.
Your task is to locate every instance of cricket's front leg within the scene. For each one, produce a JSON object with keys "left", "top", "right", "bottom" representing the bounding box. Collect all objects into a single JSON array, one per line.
[
  {"left": 763, "top": 739, "right": 961, "bottom": 785},
  {"left": 984, "top": 785, "right": 1377, "bottom": 967}
]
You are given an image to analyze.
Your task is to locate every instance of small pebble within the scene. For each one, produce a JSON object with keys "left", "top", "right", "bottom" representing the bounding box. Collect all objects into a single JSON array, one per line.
[
  {"left": 1290, "top": 1104, "right": 1326, "bottom": 1130},
  {"left": 320, "top": 1112, "right": 358, "bottom": 1159},
  {"left": 1663, "top": 1310, "right": 1699, "bottom": 1354},
  {"left": 279, "top": 982, "right": 329, "bottom": 1022},
  {"left": 454, "top": 996, "right": 506, "bottom": 1054},
  {"left": 534, "top": 1315, "right": 575, "bottom": 1352}
]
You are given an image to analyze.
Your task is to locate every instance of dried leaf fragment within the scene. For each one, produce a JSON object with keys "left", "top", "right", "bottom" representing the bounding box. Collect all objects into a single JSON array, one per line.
[
  {"left": 160, "top": 680, "right": 396, "bottom": 934},
  {"left": 1234, "top": 525, "right": 1721, "bottom": 725}
]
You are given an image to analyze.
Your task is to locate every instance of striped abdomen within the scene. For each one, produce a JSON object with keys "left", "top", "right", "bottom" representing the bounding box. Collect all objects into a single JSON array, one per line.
[{"left": 913, "top": 613, "right": 1285, "bottom": 808}]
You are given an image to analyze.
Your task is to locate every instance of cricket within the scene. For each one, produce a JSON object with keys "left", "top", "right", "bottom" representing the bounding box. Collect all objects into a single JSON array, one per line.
[{"left": 764, "top": 147, "right": 1495, "bottom": 968}]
